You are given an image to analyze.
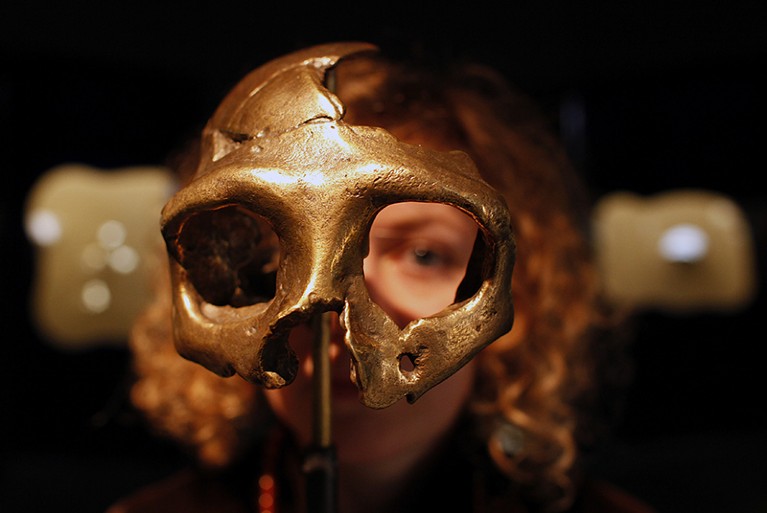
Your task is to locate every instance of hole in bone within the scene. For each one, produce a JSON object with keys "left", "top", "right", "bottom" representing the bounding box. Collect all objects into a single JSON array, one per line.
[
  {"left": 362, "top": 202, "right": 485, "bottom": 329},
  {"left": 174, "top": 206, "right": 280, "bottom": 307},
  {"left": 261, "top": 335, "right": 298, "bottom": 388},
  {"left": 212, "top": 130, "right": 251, "bottom": 162},
  {"left": 399, "top": 353, "right": 416, "bottom": 373}
]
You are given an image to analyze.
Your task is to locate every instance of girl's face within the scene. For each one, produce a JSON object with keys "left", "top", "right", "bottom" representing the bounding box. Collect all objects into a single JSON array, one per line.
[{"left": 264, "top": 202, "right": 479, "bottom": 466}]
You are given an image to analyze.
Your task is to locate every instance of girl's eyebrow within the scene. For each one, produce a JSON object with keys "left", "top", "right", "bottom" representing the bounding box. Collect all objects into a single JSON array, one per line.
[
  {"left": 370, "top": 204, "right": 479, "bottom": 244},
  {"left": 371, "top": 219, "right": 433, "bottom": 233},
  {"left": 370, "top": 222, "right": 477, "bottom": 251},
  {"left": 373, "top": 211, "right": 477, "bottom": 231}
]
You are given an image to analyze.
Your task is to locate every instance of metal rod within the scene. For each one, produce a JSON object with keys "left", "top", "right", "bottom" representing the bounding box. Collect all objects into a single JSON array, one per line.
[
  {"left": 311, "top": 311, "right": 332, "bottom": 448},
  {"left": 303, "top": 311, "right": 337, "bottom": 513}
]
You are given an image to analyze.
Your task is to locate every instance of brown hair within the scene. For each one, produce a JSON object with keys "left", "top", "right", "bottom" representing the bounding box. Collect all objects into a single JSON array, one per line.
[{"left": 128, "top": 52, "right": 617, "bottom": 511}]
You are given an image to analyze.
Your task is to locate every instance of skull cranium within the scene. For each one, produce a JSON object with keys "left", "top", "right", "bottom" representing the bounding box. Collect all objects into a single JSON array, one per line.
[{"left": 161, "top": 42, "right": 515, "bottom": 409}]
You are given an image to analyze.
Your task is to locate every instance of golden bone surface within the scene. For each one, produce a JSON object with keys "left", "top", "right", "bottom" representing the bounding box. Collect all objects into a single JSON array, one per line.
[{"left": 161, "top": 42, "right": 515, "bottom": 408}]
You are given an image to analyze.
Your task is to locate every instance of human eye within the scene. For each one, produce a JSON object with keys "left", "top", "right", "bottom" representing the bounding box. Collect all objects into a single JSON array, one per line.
[
  {"left": 402, "top": 240, "right": 454, "bottom": 275},
  {"left": 363, "top": 202, "right": 483, "bottom": 324},
  {"left": 412, "top": 246, "right": 441, "bottom": 267}
]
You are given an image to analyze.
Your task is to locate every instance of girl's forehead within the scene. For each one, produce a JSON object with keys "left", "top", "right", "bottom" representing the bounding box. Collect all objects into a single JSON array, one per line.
[{"left": 372, "top": 202, "right": 477, "bottom": 230}]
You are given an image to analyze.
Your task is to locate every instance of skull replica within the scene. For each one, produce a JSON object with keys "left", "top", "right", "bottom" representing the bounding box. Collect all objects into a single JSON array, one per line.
[{"left": 161, "top": 42, "right": 515, "bottom": 409}]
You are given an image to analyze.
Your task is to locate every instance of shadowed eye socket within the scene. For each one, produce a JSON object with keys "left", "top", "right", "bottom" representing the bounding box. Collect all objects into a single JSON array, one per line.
[{"left": 172, "top": 206, "right": 280, "bottom": 307}]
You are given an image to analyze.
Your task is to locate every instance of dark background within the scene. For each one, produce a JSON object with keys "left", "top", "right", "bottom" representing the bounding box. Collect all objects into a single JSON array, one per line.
[{"left": 1, "top": 2, "right": 765, "bottom": 512}]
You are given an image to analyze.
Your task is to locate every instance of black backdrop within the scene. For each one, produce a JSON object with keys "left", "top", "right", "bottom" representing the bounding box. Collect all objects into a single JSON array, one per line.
[{"left": 2, "top": 3, "right": 766, "bottom": 512}]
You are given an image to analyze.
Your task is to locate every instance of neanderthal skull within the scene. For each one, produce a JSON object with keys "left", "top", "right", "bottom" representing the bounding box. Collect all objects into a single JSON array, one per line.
[{"left": 161, "top": 42, "right": 514, "bottom": 409}]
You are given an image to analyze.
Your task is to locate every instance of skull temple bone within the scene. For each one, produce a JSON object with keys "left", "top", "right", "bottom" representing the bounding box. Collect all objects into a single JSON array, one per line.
[{"left": 161, "top": 42, "right": 515, "bottom": 409}]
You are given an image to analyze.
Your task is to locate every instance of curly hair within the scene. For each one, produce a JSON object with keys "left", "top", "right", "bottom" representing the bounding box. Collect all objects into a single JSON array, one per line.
[{"left": 128, "top": 52, "right": 618, "bottom": 511}]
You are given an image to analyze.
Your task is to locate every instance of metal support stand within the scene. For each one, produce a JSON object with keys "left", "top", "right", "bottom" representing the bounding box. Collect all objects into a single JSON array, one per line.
[{"left": 303, "top": 312, "right": 338, "bottom": 513}]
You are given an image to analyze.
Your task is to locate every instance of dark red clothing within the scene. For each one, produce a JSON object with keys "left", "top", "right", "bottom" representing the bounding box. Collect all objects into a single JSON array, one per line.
[{"left": 107, "top": 420, "right": 655, "bottom": 513}]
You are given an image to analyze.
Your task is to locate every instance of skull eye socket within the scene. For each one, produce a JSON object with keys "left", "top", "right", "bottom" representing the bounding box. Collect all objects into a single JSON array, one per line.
[
  {"left": 172, "top": 206, "right": 280, "bottom": 307},
  {"left": 363, "top": 202, "right": 487, "bottom": 328}
]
